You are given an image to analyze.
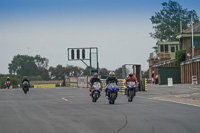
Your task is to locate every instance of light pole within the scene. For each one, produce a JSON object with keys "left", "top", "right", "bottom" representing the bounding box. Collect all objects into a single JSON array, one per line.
[
  {"left": 191, "top": 18, "right": 194, "bottom": 59},
  {"left": 191, "top": 18, "right": 195, "bottom": 83}
]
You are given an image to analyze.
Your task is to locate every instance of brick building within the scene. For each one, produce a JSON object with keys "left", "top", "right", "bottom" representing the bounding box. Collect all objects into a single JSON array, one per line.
[
  {"left": 177, "top": 22, "right": 200, "bottom": 84},
  {"left": 148, "top": 41, "right": 179, "bottom": 80}
]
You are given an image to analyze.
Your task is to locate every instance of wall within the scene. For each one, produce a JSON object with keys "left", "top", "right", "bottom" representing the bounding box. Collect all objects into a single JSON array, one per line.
[
  {"left": 69, "top": 76, "right": 93, "bottom": 88},
  {"left": 181, "top": 61, "right": 200, "bottom": 84},
  {"left": 158, "top": 67, "right": 181, "bottom": 85},
  {"left": 149, "top": 60, "right": 175, "bottom": 79},
  {"left": 184, "top": 37, "right": 200, "bottom": 60}
]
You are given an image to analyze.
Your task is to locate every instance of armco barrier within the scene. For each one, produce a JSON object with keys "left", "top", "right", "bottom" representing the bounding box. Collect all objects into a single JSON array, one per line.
[{"left": 34, "top": 84, "right": 56, "bottom": 88}]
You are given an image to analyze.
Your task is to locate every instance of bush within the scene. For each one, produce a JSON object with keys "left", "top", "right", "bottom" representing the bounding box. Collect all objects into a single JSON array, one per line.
[
  {"left": 0, "top": 74, "right": 22, "bottom": 88},
  {"left": 175, "top": 50, "right": 186, "bottom": 66},
  {"left": 142, "top": 70, "right": 149, "bottom": 79}
]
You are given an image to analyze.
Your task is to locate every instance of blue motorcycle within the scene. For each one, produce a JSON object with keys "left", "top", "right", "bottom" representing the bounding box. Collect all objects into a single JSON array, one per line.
[
  {"left": 107, "top": 83, "right": 119, "bottom": 104},
  {"left": 126, "top": 81, "right": 137, "bottom": 102}
]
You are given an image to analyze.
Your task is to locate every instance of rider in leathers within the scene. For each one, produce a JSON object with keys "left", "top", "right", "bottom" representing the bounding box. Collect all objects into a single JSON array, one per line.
[
  {"left": 105, "top": 72, "right": 118, "bottom": 96},
  {"left": 89, "top": 73, "right": 102, "bottom": 92}
]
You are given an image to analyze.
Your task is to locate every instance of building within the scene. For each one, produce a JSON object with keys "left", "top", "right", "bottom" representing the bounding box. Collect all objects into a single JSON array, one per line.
[
  {"left": 157, "top": 41, "right": 180, "bottom": 59},
  {"left": 177, "top": 21, "right": 200, "bottom": 84},
  {"left": 148, "top": 41, "right": 179, "bottom": 81}
]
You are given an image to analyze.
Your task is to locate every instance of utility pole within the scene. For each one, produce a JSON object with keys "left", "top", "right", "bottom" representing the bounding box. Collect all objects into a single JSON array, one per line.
[
  {"left": 191, "top": 18, "right": 194, "bottom": 59},
  {"left": 191, "top": 17, "right": 194, "bottom": 78}
]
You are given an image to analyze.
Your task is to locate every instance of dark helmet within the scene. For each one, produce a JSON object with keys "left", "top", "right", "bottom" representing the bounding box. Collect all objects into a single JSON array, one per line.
[
  {"left": 23, "top": 76, "right": 28, "bottom": 80},
  {"left": 129, "top": 72, "right": 133, "bottom": 77}
]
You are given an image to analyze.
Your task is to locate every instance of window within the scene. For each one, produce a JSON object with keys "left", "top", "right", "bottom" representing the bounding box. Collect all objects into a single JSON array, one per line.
[
  {"left": 181, "top": 38, "right": 186, "bottom": 50},
  {"left": 165, "top": 45, "right": 168, "bottom": 53},
  {"left": 160, "top": 45, "right": 164, "bottom": 52},
  {"left": 171, "top": 47, "right": 175, "bottom": 52},
  {"left": 176, "top": 45, "right": 179, "bottom": 51},
  {"left": 194, "top": 37, "right": 200, "bottom": 48}
]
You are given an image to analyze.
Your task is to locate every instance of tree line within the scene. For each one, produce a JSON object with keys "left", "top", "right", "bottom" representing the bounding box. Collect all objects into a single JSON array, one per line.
[{"left": 7, "top": 54, "right": 122, "bottom": 81}]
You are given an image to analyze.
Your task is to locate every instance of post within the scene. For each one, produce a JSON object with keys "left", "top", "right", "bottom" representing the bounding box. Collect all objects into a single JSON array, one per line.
[
  {"left": 168, "top": 78, "right": 173, "bottom": 87},
  {"left": 191, "top": 18, "right": 194, "bottom": 82},
  {"left": 191, "top": 18, "right": 194, "bottom": 59},
  {"left": 145, "top": 78, "right": 147, "bottom": 91},
  {"left": 96, "top": 47, "right": 99, "bottom": 74},
  {"left": 90, "top": 48, "right": 92, "bottom": 75}
]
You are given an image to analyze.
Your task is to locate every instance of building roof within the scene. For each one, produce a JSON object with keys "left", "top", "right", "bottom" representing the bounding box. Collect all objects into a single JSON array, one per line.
[
  {"left": 156, "top": 41, "right": 179, "bottom": 45},
  {"left": 177, "top": 21, "right": 200, "bottom": 38},
  {"left": 182, "top": 21, "right": 200, "bottom": 34},
  {"left": 150, "top": 58, "right": 175, "bottom": 68}
]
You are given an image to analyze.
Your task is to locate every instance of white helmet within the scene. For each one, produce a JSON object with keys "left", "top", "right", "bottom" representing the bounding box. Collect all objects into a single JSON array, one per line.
[{"left": 109, "top": 71, "right": 115, "bottom": 76}]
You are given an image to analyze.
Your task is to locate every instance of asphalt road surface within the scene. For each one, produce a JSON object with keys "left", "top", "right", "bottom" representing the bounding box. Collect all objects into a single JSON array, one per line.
[{"left": 0, "top": 86, "right": 200, "bottom": 133}]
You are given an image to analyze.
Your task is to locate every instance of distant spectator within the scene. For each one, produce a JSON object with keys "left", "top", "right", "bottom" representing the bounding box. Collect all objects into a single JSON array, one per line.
[
  {"left": 151, "top": 71, "right": 154, "bottom": 84},
  {"left": 80, "top": 70, "right": 84, "bottom": 76},
  {"left": 155, "top": 75, "right": 158, "bottom": 84},
  {"left": 69, "top": 71, "right": 73, "bottom": 76}
]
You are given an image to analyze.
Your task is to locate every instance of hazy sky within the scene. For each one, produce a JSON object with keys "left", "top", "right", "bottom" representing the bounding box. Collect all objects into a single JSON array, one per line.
[{"left": 1, "top": 0, "right": 200, "bottom": 74}]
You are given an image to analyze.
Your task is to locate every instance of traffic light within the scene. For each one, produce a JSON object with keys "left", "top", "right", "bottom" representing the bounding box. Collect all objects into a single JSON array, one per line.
[
  {"left": 77, "top": 49, "right": 80, "bottom": 59},
  {"left": 71, "top": 49, "right": 74, "bottom": 59},
  {"left": 82, "top": 49, "right": 85, "bottom": 59}
]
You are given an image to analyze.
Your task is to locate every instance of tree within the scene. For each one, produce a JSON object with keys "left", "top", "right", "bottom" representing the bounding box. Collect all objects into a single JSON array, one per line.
[
  {"left": 142, "top": 70, "right": 149, "bottom": 79},
  {"left": 38, "top": 67, "right": 49, "bottom": 80},
  {"left": 152, "top": 46, "right": 158, "bottom": 54},
  {"left": 99, "top": 68, "right": 109, "bottom": 76},
  {"left": 114, "top": 67, "right": 122, "bottom": 79},
  {"left": 55, "top": 65, "right": 66, "bottom": 79},
  {"left": 49, "top": 65, "right": 66, "bottom": 79},
  {"left": 175, "top": 50, "right": 186, "bottom": 66},
  {"left": 8, "top": 55, "right": 49, "bottom": 77},
  {"left": 34, "top": 55, "right": 49, "bottom": 69},
  {"left": 150, "top": 0, "right": 199, "bottom": 41}
]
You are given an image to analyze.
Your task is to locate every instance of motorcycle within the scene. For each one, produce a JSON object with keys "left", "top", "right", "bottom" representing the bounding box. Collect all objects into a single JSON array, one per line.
[
  {"left": 3, "top": 82, "right": 7, "bottom": 89},
  {"left": 107, "top": 83, "right": 119, "bottom": 104},
  {"left": 6, "top": 81, "right": 11, "bottom": 89},
  {"left": 126, "top": 81, "right": 137, "bottom": 102},
  {"left": 22, "top": 81, "right": 29, "bottom": 94},
  {"left": 90, "top": 82, "right": 102, "bottom": 102}
]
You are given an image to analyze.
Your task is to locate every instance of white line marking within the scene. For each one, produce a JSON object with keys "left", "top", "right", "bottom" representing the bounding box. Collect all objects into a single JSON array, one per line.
[
  {"left": 148, "top": 97, "right": 200, "bottom": 108},
  {"left": 61, "top": 97, "right": 72, "bottom": 103}
]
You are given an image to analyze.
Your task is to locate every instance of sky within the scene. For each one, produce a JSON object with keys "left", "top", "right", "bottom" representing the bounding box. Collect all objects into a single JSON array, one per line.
[{"left": 1, "top": 0, "right": 200, "bottom": 74}]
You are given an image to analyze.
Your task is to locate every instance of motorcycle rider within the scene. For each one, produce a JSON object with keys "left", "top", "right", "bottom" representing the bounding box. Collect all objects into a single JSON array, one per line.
[
  {"left": 125, "top": 72, "right": 138, "bottom": 95},
  {"left": 22, "top": 76, "right": 30, "bottom": 90},
  {"left": 105, "top": 71, "right": 118, "bottom": 96},
  {"left": 89, "top": 73, "right": 102, "bottom": 93},
  {"left": 5, "top": 77, "right": 11, "bottom": 89},
  {"left": 6, "top": 77, "right": 11, "bottom": 82}
]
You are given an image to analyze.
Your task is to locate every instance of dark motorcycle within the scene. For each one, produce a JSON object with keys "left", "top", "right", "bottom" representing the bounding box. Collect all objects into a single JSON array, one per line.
[
  {"left": 107, "top": 83, "right": 119, "bottom": 104},
  {"left": 126, "top": 81, "right": 137, "bottom": 102},
  {"left": 22, "top": 81, "right": 29, "bottom": 94},
  {"left": 90, "top": 82, "right": 102, "bottom": 102}
]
